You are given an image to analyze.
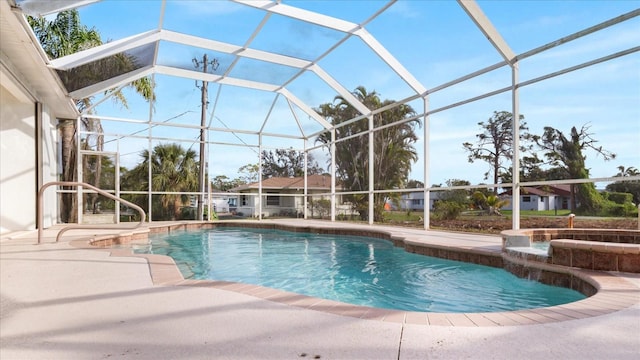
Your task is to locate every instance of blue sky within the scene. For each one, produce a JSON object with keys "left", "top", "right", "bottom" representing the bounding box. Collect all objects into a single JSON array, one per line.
[{"left": 69, "top": 0, "right": 639, "bottom": 187}]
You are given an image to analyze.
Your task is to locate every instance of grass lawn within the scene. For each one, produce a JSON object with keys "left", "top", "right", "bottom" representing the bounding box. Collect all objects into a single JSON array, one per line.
[
  {"left": 384, "top": 209, "right": 573, "bottom": 221},
  {"left": 501, "top": 209, "right": 573, "bottom": 217}
]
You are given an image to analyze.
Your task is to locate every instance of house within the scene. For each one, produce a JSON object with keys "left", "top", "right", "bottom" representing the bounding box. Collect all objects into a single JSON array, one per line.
[
  {"left": 501, "top": 184, "right": 572, "bottom": 211},
  {"left": 394, "top": 191, "right": 446, "bottom": 211},
  {"left": 210, "top": 196, "right": 232, "bottom": 213},
  {"left": 229, "top": 174, "right": 346, "bottom": 218},
  {"left": 1, "top": 1, "right": 79, "bottom": 234}
]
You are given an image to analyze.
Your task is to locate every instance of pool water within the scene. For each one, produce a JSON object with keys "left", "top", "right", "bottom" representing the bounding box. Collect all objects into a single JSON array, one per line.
[
  {"left": 531, "top": 241, "right": 551, "bottom": 252},
  {"left": 138, "top": 227, "right": 585, "bottom": 313}
]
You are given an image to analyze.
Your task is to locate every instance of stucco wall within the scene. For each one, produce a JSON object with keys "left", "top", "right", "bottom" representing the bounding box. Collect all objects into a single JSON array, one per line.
[
  {"left": 1, "top": 85, "right": 36, "bottom": 234},
  {"left": 40, "top": 104, "right": 59, "bottom": 228}
]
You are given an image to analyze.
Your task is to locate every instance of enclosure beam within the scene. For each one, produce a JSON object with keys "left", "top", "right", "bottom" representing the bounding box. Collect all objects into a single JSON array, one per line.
[
  {"left": 511, "top": 63, "right": 521, "bottom": 230},
  {"left": 423, "top": 97, "right": 430, "bottom": 230},
  {"left": 457, "top": 0, "right": 516, "bottom": 64},
  {"left": 368, "top": 115, "right": 374, "bottom": 225},
  {"left": 258, "top": 134, "right": 263, "bottom": 220},
  {"left": 75, "top": 116, "right": 83, "bottom": 225},
  {"left": 303, "top": 139, "right": 308, "bottom": 220},
  {"left": 331, "top": 129, "right": 336, "bottom": 222}
]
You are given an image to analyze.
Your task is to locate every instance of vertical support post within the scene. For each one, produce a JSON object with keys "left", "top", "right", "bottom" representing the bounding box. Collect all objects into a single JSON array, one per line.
[
  {"left": 147, "top": 105, "right": 153, "bottom": 222},
  {"left": 331, "top": 129, "right": 336, "bottom": 222},
  {"left": 303, "top": 139, "right": 308, "bottom": 219},
  {"left": 511, "top": 62, "right": 521, "bottom": 230},
  {"left": 207, "top": 180, "right": 211, "bottom": 221},
  {"left": 258, "top": 133, "right": 263, "bottom": 221},
  {"left": 368, "top": 115, "right": 374, "bottom": 225},
  {"left": 147, "top": 73, "right": 155, "bottom": 223},
  {"left": 115, "top": 141, "right": 120, "bottom": 224},
  {"left": 35, "top": 102, "right": 42, "bottom": 228},
  {"left": 422, "top": 97, "right": 430, "bottom": 230},
  {"left": 76, "top": 115, "right": 83, "bottom": 225}
]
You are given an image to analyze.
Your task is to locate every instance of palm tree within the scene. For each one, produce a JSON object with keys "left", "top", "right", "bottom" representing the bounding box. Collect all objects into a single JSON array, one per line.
[
  {"left": 536, "top": 124, "right": 615, "bottom": 213},
  {"left": 28, "top": 10, "right": 154, "bottom": 222},
  {"left": 317, "top": 86, "right": 420, "bottom": 221},
  {"left": 472, "top": 191, "right": 509, "bottom": 216},
  {"left": 123, "top": 143, "right": 198, "bottom": 220},
  {"left": 616, "top": 166, "right": 639, "bottom": 177}
]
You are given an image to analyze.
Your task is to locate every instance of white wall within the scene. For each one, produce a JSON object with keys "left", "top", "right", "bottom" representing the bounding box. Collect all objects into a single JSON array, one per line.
[
  {"left": 40, "top": 104, "right": 59, "bottom": 228},
  {"left": 1, "top": 84, "right": 36, "bottom": 234}
]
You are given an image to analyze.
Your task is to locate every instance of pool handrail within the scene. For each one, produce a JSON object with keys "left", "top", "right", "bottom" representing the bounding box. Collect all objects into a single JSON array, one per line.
[{"left": 37, "top": 181, "right": 146, "bottom": 244}]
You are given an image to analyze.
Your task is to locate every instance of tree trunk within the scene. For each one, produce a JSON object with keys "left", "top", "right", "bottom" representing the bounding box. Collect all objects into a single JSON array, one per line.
[
  {"left": 569, "top": 183, "right": 576, "bottom": 212},
  {"left": 59, "top": 119, "right": 77, "bottom": 223}
]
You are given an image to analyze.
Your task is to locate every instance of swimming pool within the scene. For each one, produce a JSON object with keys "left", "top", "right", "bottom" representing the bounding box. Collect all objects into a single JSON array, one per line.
[{"left": 137, "top": 227, "right": 585, "bottom": 313}]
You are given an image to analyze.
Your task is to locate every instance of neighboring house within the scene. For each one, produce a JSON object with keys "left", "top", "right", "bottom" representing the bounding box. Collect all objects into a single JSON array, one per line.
[
  {"left": 393, "top": 184, "right": 573, "bottom": 213},
  {"left": 229, "top": 174, "right": 345, "bottom": 218},
  {"left": 187, "top": 194, "right": 233, "bottom": 214},
  {"left": 391, "top": 191, "right": 445, "bottom": 211},
  {"left": 501, "top": 185, "right": 572, "bottom": 211},
  {"left": 210, "top": 195, "right": 232, "bottom": 213}
]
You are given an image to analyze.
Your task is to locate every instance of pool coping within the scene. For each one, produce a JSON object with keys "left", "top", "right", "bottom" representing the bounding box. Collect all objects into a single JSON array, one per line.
[{"left": 69, "top": 220, "right": 640, "bottom": 327}]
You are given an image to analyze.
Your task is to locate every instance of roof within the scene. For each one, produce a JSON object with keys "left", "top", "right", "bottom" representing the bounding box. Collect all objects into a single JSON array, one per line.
[
  {"left": 0, "top": 0, "right": 78, "bottom": 118},
  {"left": 6, "top": 0, "right": 517, "bottom": 140},
  {"left": 4, "top": 0, "right": 636, "bottom": 187},
  {"left": 232, "top": 174, "right": 333, "bottom": 192},
  {"left": 501, "top": 184, "right": 572, "bottom": 197}
]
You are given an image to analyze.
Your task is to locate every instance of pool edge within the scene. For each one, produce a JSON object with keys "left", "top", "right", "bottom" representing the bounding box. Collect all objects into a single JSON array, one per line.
[{"left": 70, "top": 220, "right": 640, "bottom": 327}]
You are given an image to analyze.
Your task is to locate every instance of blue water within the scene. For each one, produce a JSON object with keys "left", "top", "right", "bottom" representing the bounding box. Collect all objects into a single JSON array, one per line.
[
  {"left": 531, "top": 241, "right": 551, "bottom": 252},
  {"left": 137, "top": 227, "right": 585, "bottom": 313}
]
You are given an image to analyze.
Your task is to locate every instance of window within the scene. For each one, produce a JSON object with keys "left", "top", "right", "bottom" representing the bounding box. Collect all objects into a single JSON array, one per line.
[
  {"left": 411, "top": 199, "right": 421, "bottom": 205},
  {"left": 267, "top": 193, "right": 279, "bottom": 206},
  {"left": 523, "top": 196, "right": 531, "bottom": 202}
]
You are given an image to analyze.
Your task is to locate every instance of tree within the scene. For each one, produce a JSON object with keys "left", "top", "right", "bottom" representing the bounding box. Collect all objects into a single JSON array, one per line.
[
  {"left": 463, "top": 111, "right": 533, "bottom": 189},
  {"left": 28, "top": 10, "right": 154, "bottom": 222},
  {"left": 238, "top": 164, "right": 259, "bottom": 183},
  {"left": 211, "top": 175, "right": 245, "bottom": 192},
  {"left": 472, "top": 191, "right": 510, "bottom": 216},
  {"left": 122, "top": 143, "right": 198, "bottom": 220},
  {"left": 501, "top": 162, "right": 569, "bottom": 183},
  {"left": 535, "top": 124, "right": 616, "bottom": 213},
  {"left": 431, "top": 179, "right": 471, "bottom": 220},
  {"left": 615, "top": 166, "right": 639, "bottom": 177},
  {"left": 316, "top": 86, "right": 420, "bottom": 222},
  {"left": 606, "top": 166, "right": 640, "bottom": 205},
  {"left": 406, "top": 179, "right": 424, "bottom": 188},
  {"left": 261, "top": 149, "right": 324, "bottom": 178},
  {"left": 83, "top": 153, "right": 117, "bottom": 213}
]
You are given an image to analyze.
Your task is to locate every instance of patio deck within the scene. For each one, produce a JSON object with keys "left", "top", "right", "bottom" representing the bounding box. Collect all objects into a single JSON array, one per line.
[{"left": 2, "top": 220, "right": 639, "bottom": 359}]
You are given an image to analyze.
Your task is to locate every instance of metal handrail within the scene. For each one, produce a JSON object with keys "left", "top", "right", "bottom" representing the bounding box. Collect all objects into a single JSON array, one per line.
[{"left": 37, "top": 181, "right": 146, "bottom": 244}]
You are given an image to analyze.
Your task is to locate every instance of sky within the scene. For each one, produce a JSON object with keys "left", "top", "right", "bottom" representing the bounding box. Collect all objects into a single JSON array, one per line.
[{"left": 59, "top": 0, "right": 640, "bottom": 188}]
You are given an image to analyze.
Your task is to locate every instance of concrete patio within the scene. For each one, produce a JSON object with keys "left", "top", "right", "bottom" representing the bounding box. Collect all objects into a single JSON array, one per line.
[{"left": 1, "top": 220, "right": 639, "bottom": 359}]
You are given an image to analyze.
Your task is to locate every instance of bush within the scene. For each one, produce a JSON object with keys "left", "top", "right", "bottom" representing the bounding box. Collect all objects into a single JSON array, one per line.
[
  {"left": 278, "top": 209, "right": 300, "bottom": 218},
  {"left": 179, "top": 207, "right": 196, "bottom": 220},
  {"left": 432, "top": 200, "right": 465, "bottom": 220},
  {"left": 602, "top": 202, "right": 638, "bottom": 217},
  {"left": 605, "top": 192, "right": 633, "bottom": 205}
]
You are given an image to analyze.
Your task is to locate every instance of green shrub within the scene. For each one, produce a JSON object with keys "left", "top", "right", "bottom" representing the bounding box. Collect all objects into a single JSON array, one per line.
[
  {"left": 602, "top": 202, "right": 638, "bottom": 217},
  {"left": 605, "top": 192, "right": 633, "bottom": 205},
  {"left": 432, "top": 200, "right": 464, "bottom": 220}
]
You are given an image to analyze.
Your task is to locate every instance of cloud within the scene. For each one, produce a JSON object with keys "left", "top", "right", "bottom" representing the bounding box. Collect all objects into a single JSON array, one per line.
[
  {"left": 386, "top": 1, "right": 421, "bottom": 19},
  {"left": 180, "top": 0, "right": 246, "bottom": 16}
]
